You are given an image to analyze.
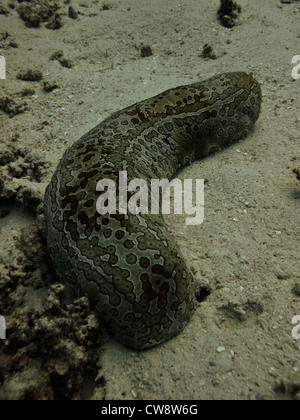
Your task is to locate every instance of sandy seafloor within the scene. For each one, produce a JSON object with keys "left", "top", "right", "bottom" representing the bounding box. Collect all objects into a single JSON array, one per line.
[{"left": 0, "top": 0, "right": 299, "bottom": 400}]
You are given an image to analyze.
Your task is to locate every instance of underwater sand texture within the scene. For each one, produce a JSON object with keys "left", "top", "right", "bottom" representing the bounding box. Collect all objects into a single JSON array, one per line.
[{"left": 0, "top": 0, "right": 299, "bottom": 400}]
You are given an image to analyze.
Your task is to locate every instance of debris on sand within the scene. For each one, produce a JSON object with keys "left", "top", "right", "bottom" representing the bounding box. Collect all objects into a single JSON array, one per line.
[
  {"left": 0, "top": 4, "right": 9, "bottom": 15},
  {"left": 217, "top": 0, "right": 241, "bottom": 28},
  {"left": 49, "top": 50, "right": 74, "bottom": 68},
  {"left": 17, "top": 69, "right": 43, "bottom": 82},
  {"left": 0, "top": 96, "right": 27, "bottom": 117},
  {"left": 141, "top": 45, "right": 153, "bottom": 58},
  {"left": 202, "top": 44, "right": 217, "bottom": 60},
  {"left": 16, "top": 0, "right": 62, "bottom": 29},
  {"left": 68, "top": 6, "right": 78, "bottom": 20},
  {"left": 293, "top": 168, "right": 300, "bottom": 181}
]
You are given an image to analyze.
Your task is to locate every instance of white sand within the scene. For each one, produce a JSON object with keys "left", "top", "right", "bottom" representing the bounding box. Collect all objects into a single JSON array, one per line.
[{"left": 0, "top": 0, "right": 299, "bottom": 400}]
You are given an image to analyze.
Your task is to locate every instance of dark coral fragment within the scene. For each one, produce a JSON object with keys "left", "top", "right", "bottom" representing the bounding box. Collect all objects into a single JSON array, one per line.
[{"left": 217, "top": 0, "right": 241, "bottom": 28}]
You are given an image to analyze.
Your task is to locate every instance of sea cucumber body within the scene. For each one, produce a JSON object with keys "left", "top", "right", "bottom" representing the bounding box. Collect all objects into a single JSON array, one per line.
[{"left": 45, "top": 72, "right": 262, "bottom": 349}]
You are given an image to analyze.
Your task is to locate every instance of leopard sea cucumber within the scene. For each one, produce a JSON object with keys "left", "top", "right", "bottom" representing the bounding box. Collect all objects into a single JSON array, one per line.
[{"left": 44, "top": 72, "right": 262, "bottom": 350}]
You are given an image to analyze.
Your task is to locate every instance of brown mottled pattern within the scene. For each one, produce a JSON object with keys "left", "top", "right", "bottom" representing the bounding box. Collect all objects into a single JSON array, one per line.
[{"left": 44, "top": 72, "right": 262, "bottom": 350}]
